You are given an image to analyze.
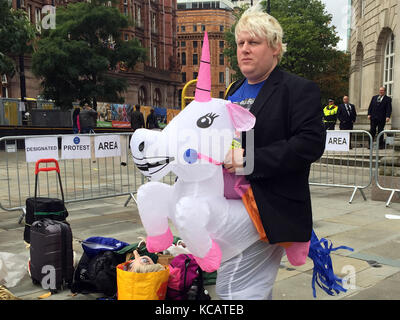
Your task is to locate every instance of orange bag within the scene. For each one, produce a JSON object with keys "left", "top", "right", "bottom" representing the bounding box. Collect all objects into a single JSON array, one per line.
[{"left": 116, "top": 262, "right": 170, "bottom": 300}]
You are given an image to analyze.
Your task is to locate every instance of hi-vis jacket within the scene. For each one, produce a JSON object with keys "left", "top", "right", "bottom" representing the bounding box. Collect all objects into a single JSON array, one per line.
[{"left": 323, "top": 105, "right": 338, "bottom": 123}]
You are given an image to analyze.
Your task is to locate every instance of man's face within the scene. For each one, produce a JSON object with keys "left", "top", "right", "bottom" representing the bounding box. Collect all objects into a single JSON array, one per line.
[
  {"left": 329, "top": 101, "right": 334, "bottom": 105},
  {"left": 379, "top": 87, "right": 385, "bottom": 96},
  {"left": 343, "top": 96, "right": 349, "bottom": 104},
  {"left": 236, "top": 31, "right": 280, "bottom": 84}
]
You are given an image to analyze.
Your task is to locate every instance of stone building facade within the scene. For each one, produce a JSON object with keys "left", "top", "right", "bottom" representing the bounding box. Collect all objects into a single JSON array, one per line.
[
  {"left": 3, "top": 0, "right": 181, "bottom": 109},
  {"left": 349, "top": 0, "right": 398, "bottom": 128},
  {"left": 176, "top": 0, "right": 235, "bottom": 104}
]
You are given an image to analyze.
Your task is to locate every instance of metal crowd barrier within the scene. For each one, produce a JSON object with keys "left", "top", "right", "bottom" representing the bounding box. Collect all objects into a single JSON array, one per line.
[
  {"left": 0, "top": 133, "right": 176, "bottom": 223},
  {"left": 375, "top": 130, "right": 400, "bottom": 207},
  {"left": 309, "top": 130, "right": 373, "bottom": 203}
]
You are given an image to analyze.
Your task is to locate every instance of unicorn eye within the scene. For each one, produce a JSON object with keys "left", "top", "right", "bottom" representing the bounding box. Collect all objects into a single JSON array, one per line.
[{"left": 197, "top": 113, "right": 219, "bottom": 128}]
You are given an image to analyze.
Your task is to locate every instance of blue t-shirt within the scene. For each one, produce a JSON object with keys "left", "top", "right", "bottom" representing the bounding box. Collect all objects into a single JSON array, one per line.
[{"left": 227, "top": 79, "right": 265, "bottom": 111}]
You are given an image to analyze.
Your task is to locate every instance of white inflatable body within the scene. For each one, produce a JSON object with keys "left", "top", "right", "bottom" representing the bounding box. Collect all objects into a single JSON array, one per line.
[{"left": 130, "top": 33, "right": 259, "bottom": 272}]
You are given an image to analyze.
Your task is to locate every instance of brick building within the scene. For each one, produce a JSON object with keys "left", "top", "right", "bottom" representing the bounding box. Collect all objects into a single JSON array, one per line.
[
  {"left": 349, "top": 0, "right": 398, "bottom": 128},
  {"left": 3, "top": 0, "right": 181, "bottom": 109},
  {"left": 176, "top": 0, "right": 235, "bottom": 104}
]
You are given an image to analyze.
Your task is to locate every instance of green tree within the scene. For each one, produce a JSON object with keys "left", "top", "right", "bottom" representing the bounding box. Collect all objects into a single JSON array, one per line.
[
  {"left": 224, "top": 0, "right": 350, "bottom": 101},
  {"left": 32, "top": 0, "right": 147, "bottom": 110},
  {"left": 0, "top": 0, "right": 37, "bottom": 77}
]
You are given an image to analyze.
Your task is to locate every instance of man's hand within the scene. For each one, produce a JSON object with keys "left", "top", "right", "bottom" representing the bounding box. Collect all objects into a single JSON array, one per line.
[
  {"left": 224, "top": 148, "right": 244, "bottom": 173},
  {"left": 368, "top": 115, "right": 371, "bottom": 120},
  {"left": 386, "top": 117, "right": 390, "bottom": 123}
]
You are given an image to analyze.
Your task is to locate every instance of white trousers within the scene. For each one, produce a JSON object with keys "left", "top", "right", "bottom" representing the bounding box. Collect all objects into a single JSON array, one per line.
[{"left": 215, "top": 240, "right": 284, "bottom": 300}]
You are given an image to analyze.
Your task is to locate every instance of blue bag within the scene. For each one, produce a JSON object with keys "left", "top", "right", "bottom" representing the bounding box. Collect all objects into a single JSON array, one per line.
[{"left": 82, "top": 236, "right": 130, "bottom": 258}]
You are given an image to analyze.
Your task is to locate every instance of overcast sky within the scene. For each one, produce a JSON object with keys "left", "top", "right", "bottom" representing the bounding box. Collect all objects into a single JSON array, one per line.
[{"left": 320, "top": 0, "right": 350, "bottom": 51}]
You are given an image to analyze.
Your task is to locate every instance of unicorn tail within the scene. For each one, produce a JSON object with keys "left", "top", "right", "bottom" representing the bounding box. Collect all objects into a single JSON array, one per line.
[{"left": 308, "top": 230, "right": 354, "bottom": 298}]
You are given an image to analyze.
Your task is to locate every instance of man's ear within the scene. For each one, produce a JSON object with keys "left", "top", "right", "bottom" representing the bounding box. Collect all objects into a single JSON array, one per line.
[{"left": 226, "top": 103, "right": 256, "bottom": 132}]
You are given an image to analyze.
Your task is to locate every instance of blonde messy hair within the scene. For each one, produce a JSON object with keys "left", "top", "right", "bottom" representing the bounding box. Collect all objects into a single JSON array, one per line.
[{"left": 235, "top": 10, "right": 287, "bottom": 62}]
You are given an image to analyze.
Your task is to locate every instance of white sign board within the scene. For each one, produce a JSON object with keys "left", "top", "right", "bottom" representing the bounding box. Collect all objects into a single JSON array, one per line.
[
  {"left": 94, "top": 135, "right": 121, "bottom": 158},
  {"left": 25, "top": 137, "right": 59, "bottom": 163},
  {"left": 325, "top": 131, "right": 350, "bottom": 152},
  {"left": 61, "top": 135, "right": 91, "bottom": 160}
]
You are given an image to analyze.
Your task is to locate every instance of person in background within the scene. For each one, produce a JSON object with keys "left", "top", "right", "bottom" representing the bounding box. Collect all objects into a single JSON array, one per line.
[
  {"left": 368, "top": 86, "right": 392, "bottom": 149},
  {"left": 222, "top": 7, "right": 326, "bottom": 300},
  {"left": 79, "top": 103, "right": 98, "bottom": 134},
  {"left": 323, "top": 99, "right": 338, "bottom": 130},
  {"left": 72, "top": 107, "right": 81, "bottom": 134},
  {"left": 146, "top": 108, "right": 159, "bottom": 129},
  {"left": 130, "top": 104, "right": 145, "bottom": 131},
  {"left": 337, "top": 96, "right": 357, "bottom": 130}
]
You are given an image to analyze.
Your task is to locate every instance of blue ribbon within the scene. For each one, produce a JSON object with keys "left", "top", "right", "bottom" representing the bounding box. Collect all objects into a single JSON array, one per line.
[{"left": 308, "top": 230, "right": 354, "bottom": 298}]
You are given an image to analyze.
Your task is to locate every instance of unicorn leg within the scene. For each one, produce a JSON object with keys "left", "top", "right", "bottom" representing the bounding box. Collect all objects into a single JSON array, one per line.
[
  {"left": 175, "top": 197, "right": 222, "bottom": 272},
  {"left": 136, "top": 181, "right": 173, "bottom": 252}
]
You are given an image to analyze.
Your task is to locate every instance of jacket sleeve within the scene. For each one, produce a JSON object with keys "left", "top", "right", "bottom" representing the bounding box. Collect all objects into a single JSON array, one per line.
[
  {"left": 386, "top": 98, "right": 392, "bottom": 118},
  {"left": 367, "top": 97, "right": 374, "bottom": 116},
  {"left": 247, "top": 81, "right": 326, "bottom": 180}
]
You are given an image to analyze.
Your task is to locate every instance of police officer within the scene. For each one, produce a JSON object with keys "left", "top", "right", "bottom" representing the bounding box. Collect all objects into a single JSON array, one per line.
[{"left": 323, "top": 99, "right": 338, "bottom": 130}]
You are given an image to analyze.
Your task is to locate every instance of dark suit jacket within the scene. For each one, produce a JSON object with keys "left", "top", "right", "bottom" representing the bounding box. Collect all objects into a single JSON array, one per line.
[
  {"left": 131, "top": 110, "right": 145, "bottom": 130},
  {"left": 227, "top": 67, "right": 326, "bottom": 243},
  {"left": 368, "top": 95, "right": 392, "bottom": 122},
  {"left": 337, "top": 103, "right": 357, "bottom": 126}
]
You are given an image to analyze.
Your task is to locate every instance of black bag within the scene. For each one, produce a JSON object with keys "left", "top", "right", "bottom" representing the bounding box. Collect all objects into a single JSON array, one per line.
[
  {"left": 24, "top": 159, "right": 68, "bottom": 243},
  {"left": 71, "top": 250, "right": 126, "bottom": 297},
  {"left": 29, "top": 218, "right": 74, "bottom": 292}
]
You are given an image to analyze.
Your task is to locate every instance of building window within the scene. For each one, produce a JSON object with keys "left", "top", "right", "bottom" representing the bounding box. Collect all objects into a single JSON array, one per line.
[
  {"left": 193, "top": 53, "right": 198, "bottom": 65},
  {"left": 152, "top": 12, "right": 157, "bottom": 33},
  {"left": 182, "top": 72, "right": 186, "bottom": 83},
  {"left": 219, "top": 54, "right": 224, "bottom": 65},
  {"left": 219, "top": 72, "right": 224, "bottom": 84},
  {"left": 35, "top": 7, "right": 41, "bottom": 32},
  {"left": 193, "top": 41, "right": 198, "bottom": 48},
  {"left": 201, "top": 24, "right": 205, "bottom": 32},
  {"left": 193, "top": 72, "right": 198, "bottom": 80},
  {"left": 181, "top": 52, "right": 186, "bottom": 66},
  {"left": 153, "top": 46, "right": 157, "bottom": 68},
  {"left": 193, "top": 24, "right": 197, "bottom": 32},
  {"left": 27, "top": 4, "right": 32, "bottom": 22},
  {"left": 360, "top": 0, "right": 366, "bottom": 18},
  {"left": 181, "top": 25, "right": 185, "bottom": 32},
  {"left": 153, "top": 88, "right": 161, "bottom": 107},
  {"left": 219, "top": 41, "right": 224, "bottom": 48},
  {"left": 383, "top": 33, "right": 395, "bottom": 98},
  {"left": 139, "top": 86, "right": 146, "bottom": 105},
  {"left": 220, "top": 25, "right": 224, "bottom": 32},
  {"left": 181, "top": 41, "right": 186, "bottom": 47},
  {"left": 219, "top": 91, "right": 224, "bottom": 98},
  {"left": 135, "top": 5, "right": 142, "bottom": 28}
]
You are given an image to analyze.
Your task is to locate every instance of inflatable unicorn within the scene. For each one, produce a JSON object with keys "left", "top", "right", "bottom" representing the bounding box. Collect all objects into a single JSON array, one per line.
[{"left": 130, "top": 32, "right": 260, "bottom": 272}]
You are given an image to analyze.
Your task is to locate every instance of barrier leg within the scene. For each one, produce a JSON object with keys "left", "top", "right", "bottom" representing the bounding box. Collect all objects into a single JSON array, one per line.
[
  {"left": 349, "top": 187, "right": 367, "bottom": 204},
  {"left": 386, "top": 190, "right": 396, "bottom": 207},
  {"left": 18, "top": 207, "right": 26, "bottom": 224},
  {"left": 124, "top": 192, "right": 137, "bottom": 207}
]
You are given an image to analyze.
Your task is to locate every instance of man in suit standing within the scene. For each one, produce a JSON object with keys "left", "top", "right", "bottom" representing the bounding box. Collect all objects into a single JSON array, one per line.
[
  {"left": 337, "top": 96, "right": 357, "bottom": 130},
  {"left": 130, "top": 104, "right": 145, "bottom": 131},
  {"left": 368, "top": 86, "right": 392, "bottom": 148}
]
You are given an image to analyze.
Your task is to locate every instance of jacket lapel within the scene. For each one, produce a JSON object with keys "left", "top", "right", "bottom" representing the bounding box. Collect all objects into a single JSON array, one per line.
[{"left": 250, "top": 67, "right": 282, "bottom": 118}]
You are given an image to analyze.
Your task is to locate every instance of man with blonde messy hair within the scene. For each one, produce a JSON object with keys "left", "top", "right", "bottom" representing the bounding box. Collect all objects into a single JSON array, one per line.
[{"left": 222, "top": 7, "right": 326, "bottom": 299}]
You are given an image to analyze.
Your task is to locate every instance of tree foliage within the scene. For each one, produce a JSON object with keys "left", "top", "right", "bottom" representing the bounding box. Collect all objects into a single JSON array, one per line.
[
  {"left": 32, "top": 0, "right": 147, "bottom": 110},
  {"left": 0, "top": 0, "right": 37, "bottom": 77},
  {"left": 224, "top": 0, "right": 350, "bottom": 103}
]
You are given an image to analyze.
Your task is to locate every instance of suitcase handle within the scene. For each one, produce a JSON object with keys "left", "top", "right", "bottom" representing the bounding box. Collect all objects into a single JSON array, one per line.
[
  {"left": 35, "top": 158, "right": 60, "bottom": 175},
  {"left": 34, "top": 158, "right": 65, "bottom": 204}
]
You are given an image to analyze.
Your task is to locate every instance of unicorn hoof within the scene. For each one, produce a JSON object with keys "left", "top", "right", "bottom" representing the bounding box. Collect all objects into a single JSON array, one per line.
[
  {"left": 194, "top": 240, "right": 222, "bottom": 272},
  {"left": 146, "top": 228, "right": 173, "bottom": 253}
]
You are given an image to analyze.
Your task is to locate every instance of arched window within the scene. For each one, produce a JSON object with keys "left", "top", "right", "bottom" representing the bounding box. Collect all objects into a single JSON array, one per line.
[
  {"left": 383, "top": 33, "right": 395, "bottom": 98},
  {"left": 138, "top": 86, "right": 146, "bottom": 105},
  {"left": 153, "top": 88, "right": 161, "bottom": 107}
]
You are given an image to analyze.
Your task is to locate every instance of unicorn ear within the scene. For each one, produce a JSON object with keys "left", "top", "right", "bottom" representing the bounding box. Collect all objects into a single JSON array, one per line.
[{"left": 226, "top": 103, "right": 256, "bottom": 131}]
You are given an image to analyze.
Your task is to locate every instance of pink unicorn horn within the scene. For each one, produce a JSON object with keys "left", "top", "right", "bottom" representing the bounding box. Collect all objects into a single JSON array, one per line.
[{"left": 195, "top": 32, "right": 211, "bottom": 102}]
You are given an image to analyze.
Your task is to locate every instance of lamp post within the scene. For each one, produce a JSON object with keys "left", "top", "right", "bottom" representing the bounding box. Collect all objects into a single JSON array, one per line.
[{"left": 16, "top": 0, "right": 27, "bottom": 123}]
